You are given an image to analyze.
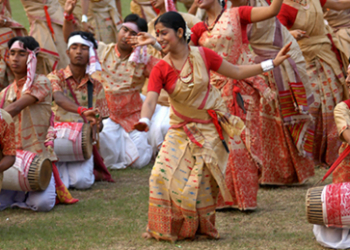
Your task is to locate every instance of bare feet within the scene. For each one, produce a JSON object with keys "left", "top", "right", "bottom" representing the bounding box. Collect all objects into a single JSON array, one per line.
[{"left": 142, "top": 232, "right": 153, "bottom": 240}]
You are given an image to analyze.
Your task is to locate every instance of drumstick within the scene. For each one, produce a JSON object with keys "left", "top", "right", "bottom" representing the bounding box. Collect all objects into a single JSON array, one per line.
[
  {"left": 95, "top": 113, "right": 100, "bottom": 149},
  {"left": 92, "top": 124, "right": 97, "bottom": 143},
  {"left": 313, "top": 145, "right": 350, "bottom": 187}
]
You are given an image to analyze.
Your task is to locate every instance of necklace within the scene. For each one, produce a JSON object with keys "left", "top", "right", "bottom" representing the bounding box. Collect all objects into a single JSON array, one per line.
[
  {"left": 169, "top": 55, "right": 194, "bottom": 88},
  {"left": 204, "top": 7, "right": 226, "bottom": 33}
]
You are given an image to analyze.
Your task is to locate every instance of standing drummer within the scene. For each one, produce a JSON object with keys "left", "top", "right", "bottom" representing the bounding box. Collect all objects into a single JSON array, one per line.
[
  {"left": 48, "top": 31, "right": 109, "bottom": 189},
  {"left": 0, "top": 36, "right": 76, "bottom": 212},
  {"left": 0, "top": 109, "right": 16, "bottom": 191}
]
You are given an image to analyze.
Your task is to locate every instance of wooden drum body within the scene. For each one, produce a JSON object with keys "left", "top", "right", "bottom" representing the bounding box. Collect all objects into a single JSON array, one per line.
[
  {"left": 2, "top": 150, "right": 52, "bottom": 191},
  {"left": 306, "top": 183, "right": 350, "bottom": 229},
  {"left": 54, "top": 122, "right": 92, "bottom": 162}
]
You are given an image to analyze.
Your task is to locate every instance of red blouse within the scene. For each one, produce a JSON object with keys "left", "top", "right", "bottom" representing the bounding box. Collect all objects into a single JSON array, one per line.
[
  {"left": 191, "top": 6, "right": 253, "bottom": 45},
  {"left": 148, "top": 47, "right": 223, "bottom": 94},
  {"left": 277, "top": 0, "right": 327, "bottom": 29}
]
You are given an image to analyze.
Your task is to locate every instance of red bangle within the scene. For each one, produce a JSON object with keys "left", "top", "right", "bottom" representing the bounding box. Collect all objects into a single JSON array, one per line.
[
  {"left": 77, "top": 106, "right": 88, "bottom": 116},
  {"left": 64, "top": 12, "right": 77, "bottom": 24},
  {"left": 64, "top": 12, "right": 74, "bottom": 20}
]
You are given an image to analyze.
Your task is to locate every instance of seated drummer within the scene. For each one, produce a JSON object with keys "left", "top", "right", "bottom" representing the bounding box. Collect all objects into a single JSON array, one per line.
[
  {"left": 63, "top": 0, "right": 156, "bottom": 170},
  {"left": 48, "top": 31, "right": 109, "bottom": 190},
  {"left": 0, "top": 109, "right": 16, "bottom": 191},
  {"left": 313, "top": 77, "right": 350, "bottom": 249},
  {"left": 0, "top": 36, "right": 60, "bottom": 211}
]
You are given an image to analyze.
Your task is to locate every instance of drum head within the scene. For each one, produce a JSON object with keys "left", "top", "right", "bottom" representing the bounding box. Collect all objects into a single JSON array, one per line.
[
  {"left": 38, "top": 159, "right": 53, "bottom": 191},
  {"left": 82, "top": 123, "right": 93, "bottom": 160},
  {"left": 28, "top": 156, "right": 52, "bottom": 191},
  {"left": 306, "top": 186, "right": 324, "bottom": 226}
]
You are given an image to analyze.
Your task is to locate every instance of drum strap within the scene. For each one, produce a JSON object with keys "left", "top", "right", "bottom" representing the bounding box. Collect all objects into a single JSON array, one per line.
[{"left": 87, "top": 80, "right": 93, "bottom": 109}]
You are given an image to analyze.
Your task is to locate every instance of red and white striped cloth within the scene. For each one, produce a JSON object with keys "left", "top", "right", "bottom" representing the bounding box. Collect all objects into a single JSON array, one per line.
[
  {"left": 323, "top": 182, "right": 350, "bottom": 228},
  {"left": 13, "top": 150, "right": 36, "bottom": 177},
  {"left": 54, "top": 122, "right": 83, "bottom": 142}
]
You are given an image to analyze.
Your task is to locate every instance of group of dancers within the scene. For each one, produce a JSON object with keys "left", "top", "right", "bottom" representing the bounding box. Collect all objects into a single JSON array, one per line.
[{"left": 1, "top": 0, "right": 350, "bottom": 248}]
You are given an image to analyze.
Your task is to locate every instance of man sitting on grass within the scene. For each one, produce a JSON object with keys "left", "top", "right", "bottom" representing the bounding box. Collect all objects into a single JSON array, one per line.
[
  {"left": 63, "top": 0, "right": 158, "bottom": 170},
  {"left": 0, "top": 36, "right": 60, "bottom": 211},
  {"left": 48, "top": 31, "right": 109, "bottom": 189}
]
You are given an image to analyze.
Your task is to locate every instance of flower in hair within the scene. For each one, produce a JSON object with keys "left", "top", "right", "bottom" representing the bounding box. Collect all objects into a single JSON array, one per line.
[{"left": 185, "top": 22, "right": 192, "bottom": 41}]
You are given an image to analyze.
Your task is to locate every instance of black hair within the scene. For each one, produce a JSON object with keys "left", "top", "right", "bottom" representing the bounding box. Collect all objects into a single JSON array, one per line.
[
  {"left": 218, "top": 0, "right": 226, "bottom": 8},
  {"left": 68, "top": 31, "right": 98, "bottom": 49},
  {"left": 154, "top": 11, "right": 190, "bottom": 43},
  {"left": 8, "top": 36, "right": 40, "bottom": 54},
  {"left": 124, "top": 14, "right": 148, "bottom": 32}
]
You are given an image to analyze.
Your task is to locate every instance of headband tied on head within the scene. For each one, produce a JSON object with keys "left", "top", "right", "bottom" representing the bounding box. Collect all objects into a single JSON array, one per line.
[
  {"left": 165, "top": 0, "right": 177, "bottom": 12},
  {"left": 122, "top": 22, "right": 148, "bottom": 65},
  {"left": 67, "top": 34, "right": 101, "bottom": 75},
  {"left": 10, "top": 40, "right": 40, "bottom": 93}
]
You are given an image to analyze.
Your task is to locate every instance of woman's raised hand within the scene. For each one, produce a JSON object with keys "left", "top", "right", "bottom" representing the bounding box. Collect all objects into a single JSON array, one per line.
[
  {"left": 273, "top": 42, "right": 292, "bottom": 67},
  {"left": 126, "top": 32, "right": 157, "bottom": 48}
]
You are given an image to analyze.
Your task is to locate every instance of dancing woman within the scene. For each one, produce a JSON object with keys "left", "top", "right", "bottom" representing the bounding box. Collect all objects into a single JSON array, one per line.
[
  {"left": 141, "top": 0, "right": 201, "bottom": 156},
  {"left": 277, "top": 0, "right": 350, "bottom": 166},
  {"left": 191, "top": 0, "right": 315, "bottom": 189},
  {"left": 130, "top": 11, "right": 291, "bottom": 241}
]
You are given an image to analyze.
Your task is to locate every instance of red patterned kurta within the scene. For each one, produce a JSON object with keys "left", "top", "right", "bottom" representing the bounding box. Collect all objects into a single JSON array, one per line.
[
  {"left": 48, "top": 65, "right": 109, "bottom": 122},
  {"left": 94, "top": 42, "right": 158, "bottom": 132},
  {"left": 0, "top": 75, "right": 57, "bottom": 161},
  {"left": 0, "top": 108, "right": 16, "bottom": 191},
  {"left": 0, "top": 108, "right": 16, "bottom": 156}
]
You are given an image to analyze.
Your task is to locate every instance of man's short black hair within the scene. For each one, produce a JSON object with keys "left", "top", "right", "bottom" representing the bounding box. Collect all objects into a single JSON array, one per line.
[
  {"left": 124, "top": 14, "right": 148, "bottom": 32},
  {"left": 8, "top": 36, "right": 40, "bottom": 53}
]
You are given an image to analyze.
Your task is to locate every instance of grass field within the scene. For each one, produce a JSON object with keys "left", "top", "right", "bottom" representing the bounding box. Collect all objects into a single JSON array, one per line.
[{"left": 0, "top": 164, "right": 331, "bottom": 250}]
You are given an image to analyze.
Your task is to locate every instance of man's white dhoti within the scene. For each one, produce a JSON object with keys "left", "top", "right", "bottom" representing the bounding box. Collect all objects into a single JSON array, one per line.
[
  {"left": 140, "top": 94, "right": 170, "bottom": 156},
  {"left": 0, "top": 174, "right": 56, "bottom": 212},
  {"left": 99, "top": 118, "right": 152, "bottom": 169},
  {"left": 314, "top": 225, "right": 350, "bottom": 249},
  {"left": 56, "top": 156, "right": 95, "bottom": 189}
]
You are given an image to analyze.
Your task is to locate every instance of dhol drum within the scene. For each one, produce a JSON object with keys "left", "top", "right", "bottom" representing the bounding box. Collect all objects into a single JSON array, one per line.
[
  {"left": 2, "top": 150, "right": 52, "bottom": 191},
  {"left": 54, "top": 122, "right": 92, "bottom": 162},
  {"left": 306, "top": 183, "right": 350, "bottom": 228}
]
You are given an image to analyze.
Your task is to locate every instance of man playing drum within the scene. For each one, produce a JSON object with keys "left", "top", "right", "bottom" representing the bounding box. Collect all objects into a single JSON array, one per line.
[
  {"left": 0, "top": 36, "right": 76, "bottom": 212},
  {"left": 0, "top": 109, "right": 16, "bottom": 191},
  {"left": 64, "top": 0, "right": 158, "bottom": 170},
  {"left": 312, "top": 72, "right": 350, "bottom": 248},
  {"left": 48, "top": 31, "right": 109, "bottom": 189}
]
